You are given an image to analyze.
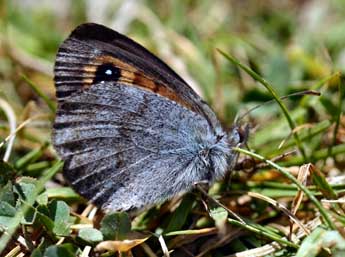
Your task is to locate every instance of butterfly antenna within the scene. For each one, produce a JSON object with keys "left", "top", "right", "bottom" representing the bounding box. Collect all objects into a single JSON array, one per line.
[{"left": 234, "top": 90, "right": 320, "bottom": 124}]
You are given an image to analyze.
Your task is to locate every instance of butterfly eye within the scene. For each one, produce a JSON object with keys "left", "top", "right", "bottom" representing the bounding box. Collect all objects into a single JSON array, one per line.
[{"left": 93, "top": 63, "right": 120, "bottom": 83}]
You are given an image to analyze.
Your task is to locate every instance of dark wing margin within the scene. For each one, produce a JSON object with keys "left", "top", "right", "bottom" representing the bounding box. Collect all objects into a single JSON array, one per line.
[{"left": 69, "top": 23, "right": 189, "bottom": 86}]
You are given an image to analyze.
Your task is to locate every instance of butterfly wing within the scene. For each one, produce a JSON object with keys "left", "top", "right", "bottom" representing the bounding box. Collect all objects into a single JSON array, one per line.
[
  {"left": 53, "top": 23, "right": 240, "bottom": 211},
  {"left": 54, "top": 23, "right": 220, "bottom": 131}
]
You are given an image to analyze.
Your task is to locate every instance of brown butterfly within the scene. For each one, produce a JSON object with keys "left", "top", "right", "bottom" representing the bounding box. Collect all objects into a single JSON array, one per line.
[{"left": 52, "top": 23, "right": 243, "bottom": 212}]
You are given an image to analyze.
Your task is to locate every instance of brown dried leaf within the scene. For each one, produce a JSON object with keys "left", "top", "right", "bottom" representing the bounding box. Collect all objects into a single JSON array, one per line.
[{"left": 95, "top": 233, "right": 149, "bottom": 252}]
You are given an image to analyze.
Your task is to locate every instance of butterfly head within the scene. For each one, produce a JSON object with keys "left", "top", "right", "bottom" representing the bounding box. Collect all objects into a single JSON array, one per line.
[{"left": 213, "top": 124, "right": 248, "bottom": 177}]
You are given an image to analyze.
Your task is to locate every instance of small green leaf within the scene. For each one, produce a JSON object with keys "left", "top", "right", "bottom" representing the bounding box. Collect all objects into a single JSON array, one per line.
[
  {"left": 43, "top": 244, "right": 76, "bottom": 257},
  {"left": 36, "top": 192, "right": 48, "bottom": 205},
  {"left": 0, "top": 200, "right": 16, "bottom": 227},
  {"left": 48, "top": 200, "right": 71, "bottom": 236},
  {"left": 0, "top": 200, "right": 16, "bottom": 217},
  {"left": 100, "top": 212, "right": 131, "bottom": 240},
  {"left": 13, "top": 181, "right": 37, "bottom": 204},
  {"left": 210, "top": 206, "right": 228, "bottom": 222},
  {"left": 209, "top": 206, "right": 228, "bottom": 229},
  {"left": 295, "top": 228, "right": 345, "bottom": 257},
  {"left": 78, "top": 227, "right": 103, "bottom": 244}
]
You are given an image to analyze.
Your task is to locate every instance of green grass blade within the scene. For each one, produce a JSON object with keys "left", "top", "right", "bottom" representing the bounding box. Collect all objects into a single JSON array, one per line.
[
  {"left": 328, "top": 74, "right": 345, "bottom": 159},
  {"left": 21, "top": 74, "right": 56, "bottom": 113},
  {"left": 227, "top": 218, "right": 298, "bottom": 248},
  {"left": 234, "top": 147, "right": 335, "bottom": 230},
  {"left": 218, "top": 49, "right": 307, "bottom": 161}
]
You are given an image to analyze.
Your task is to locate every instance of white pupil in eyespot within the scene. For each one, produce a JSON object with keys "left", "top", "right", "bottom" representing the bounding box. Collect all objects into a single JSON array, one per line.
[{"left": 105, "top": 69, "right": 112, "bottom": 75}]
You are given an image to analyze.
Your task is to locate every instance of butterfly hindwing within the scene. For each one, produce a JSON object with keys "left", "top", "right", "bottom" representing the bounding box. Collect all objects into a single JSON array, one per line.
[{"left": 53, "top": 82, "right": 232, "bottom": 211}]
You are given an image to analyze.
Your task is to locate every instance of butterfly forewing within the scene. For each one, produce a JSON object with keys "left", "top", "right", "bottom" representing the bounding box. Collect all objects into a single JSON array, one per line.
[{"left": 54, "top": 23, "right": 220, "bottom": 129}]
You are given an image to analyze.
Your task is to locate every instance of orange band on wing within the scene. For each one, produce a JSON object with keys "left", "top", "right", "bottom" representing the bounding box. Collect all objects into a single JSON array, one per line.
[{"left": 82, "top": 55, "right": 193, "bottom": 110}]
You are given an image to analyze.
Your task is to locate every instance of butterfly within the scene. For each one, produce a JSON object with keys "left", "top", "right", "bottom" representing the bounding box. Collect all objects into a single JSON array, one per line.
[{"left": 52, "top": 23, "right": 243, "bottom": 212}]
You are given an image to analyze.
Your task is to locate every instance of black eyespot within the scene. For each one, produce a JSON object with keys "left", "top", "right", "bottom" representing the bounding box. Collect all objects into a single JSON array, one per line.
[{"left": 93, "top": 63, "right": 120, "bottom": 84}]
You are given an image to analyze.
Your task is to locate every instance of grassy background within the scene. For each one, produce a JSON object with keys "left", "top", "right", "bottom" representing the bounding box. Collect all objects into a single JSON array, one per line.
[{"left": 1, "top": 0, "right": 345, "bottom": 256}]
